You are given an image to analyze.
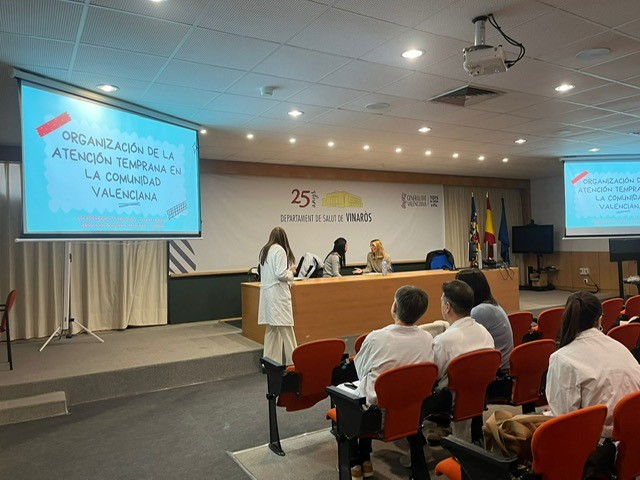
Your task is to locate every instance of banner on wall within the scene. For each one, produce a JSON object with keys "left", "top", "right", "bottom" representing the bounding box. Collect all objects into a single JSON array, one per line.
[{"left": 180, "top": 174, "right": 445, "bottom": 272}]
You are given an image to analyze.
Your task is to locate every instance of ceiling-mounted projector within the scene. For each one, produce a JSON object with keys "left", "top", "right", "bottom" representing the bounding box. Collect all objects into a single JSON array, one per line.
[
  {"left": 463, "top": 45, "right": 507, "bottom": 76},
  {"left": 463, "top": 14, "right": 524, "bottom": 77}
]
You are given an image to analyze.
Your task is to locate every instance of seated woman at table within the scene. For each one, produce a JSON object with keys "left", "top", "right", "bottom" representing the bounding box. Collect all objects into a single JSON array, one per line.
[
  {"left": 353, "top": 239, "right": 392, "bottom": 274},
  {"left": 546, "top": 291, "right": 640, "bottom": 437},
  {"left": 323, "top": 237, "right": 347, "bottom": 277}
]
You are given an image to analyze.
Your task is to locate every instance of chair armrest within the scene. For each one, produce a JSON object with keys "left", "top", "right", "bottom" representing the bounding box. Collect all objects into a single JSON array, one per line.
[
  {"left": 326, "top": 386, "right": 383, "bottom": 438},
  {"left": 441, "top": 436, "right": 517, "bottom": 480},
  {"left": 261, "top": 356, "right": 300, "bottom": 395}
]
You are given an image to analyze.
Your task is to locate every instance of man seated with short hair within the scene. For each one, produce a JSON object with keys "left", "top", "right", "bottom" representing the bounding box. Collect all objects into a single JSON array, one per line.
[
  {"left": 349, "top": 285, "right": 435, "bottom": 480},
  {"left": 432, "top": 279, "right": 494, "bottom": 440}
]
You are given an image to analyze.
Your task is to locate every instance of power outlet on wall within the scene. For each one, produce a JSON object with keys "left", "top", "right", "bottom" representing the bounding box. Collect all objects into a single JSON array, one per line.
[{"left": 579, "top": 267, "right": 590, "bottom": 275}]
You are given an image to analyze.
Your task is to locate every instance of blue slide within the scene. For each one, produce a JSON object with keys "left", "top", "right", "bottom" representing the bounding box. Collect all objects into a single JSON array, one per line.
[{"left": 20, "top": 83, "right": 201, "bottom": 237}]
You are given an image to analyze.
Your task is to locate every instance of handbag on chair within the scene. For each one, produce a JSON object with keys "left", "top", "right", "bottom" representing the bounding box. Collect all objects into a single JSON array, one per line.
[{"left": 484, "top": 410, "right": 551, "bottom": 463}]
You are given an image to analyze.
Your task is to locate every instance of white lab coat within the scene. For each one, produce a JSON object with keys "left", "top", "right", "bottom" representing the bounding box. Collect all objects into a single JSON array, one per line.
[
  {"left": 546, "top": 328, "right": 640, "bottom": 437},
  {"left": 433, "top": 316, "right": 495, "bottom": 389},
  {"left": 354, "top": 324, "right": 435, "bottom": 405},
  {"left": 258, "top": 244, "right": 294, "bottom": 326}
]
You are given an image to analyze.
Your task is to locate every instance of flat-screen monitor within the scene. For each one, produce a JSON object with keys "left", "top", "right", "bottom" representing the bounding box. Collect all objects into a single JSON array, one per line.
[
  {"left": 19, "top": 81, "right": 201, "bottom": 238},
  {"left": 563, "top": 158, "right": 640, "bottom": 237},
  {"left": 512, "top": 224, "right": 554, "bottom": 254}
]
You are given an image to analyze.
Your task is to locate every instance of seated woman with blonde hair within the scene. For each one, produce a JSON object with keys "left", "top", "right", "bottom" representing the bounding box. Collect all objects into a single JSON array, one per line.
[{"left": 353, "top": 239, "right": 392, "bottom": 274}]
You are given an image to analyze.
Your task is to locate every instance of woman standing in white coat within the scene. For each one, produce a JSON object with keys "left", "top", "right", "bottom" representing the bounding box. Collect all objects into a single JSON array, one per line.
[{"left": 258, "top": 227, "right": 297, "bottom": 365}]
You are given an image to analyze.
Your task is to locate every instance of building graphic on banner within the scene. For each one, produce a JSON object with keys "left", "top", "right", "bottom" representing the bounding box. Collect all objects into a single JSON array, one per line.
[{"left": 322, "top": 191, "right": 363, "bottom": 208}]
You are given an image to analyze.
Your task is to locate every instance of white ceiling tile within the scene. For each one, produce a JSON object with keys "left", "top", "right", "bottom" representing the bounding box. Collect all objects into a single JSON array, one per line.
[
  {"left": 425, "top": 53, "right": 475, "bottom": 82},
  {"left": 203, "top": 94, "right": 279, "bottom": 116},
  {"left": 0, "top": 0, "right": 83, "bottom": 41},
  {"left": 563, "top": 83, "right": 640, "bottom": 107},
  {"left": 340, "top": 93, "right": 418, "bottom": 114},
  {"left": 191, "top": 110, "right": 254, "bottom": 128},
  {"left": 286, "top": 84, "right": 367, "bottom": 108},
  {"left": 313, "top": 109, "right": 380, "bottom": 127},
  {"left": 537, "top": 31, "right": 640, "bottom": 70},
  {"left": 67, "top": 72, "right": 151, "bottom": 102},
  {"left": 602, "top": 120, "right": 640, "bottom": 134},
  {"left": 333, "top": 0, "right": 454, "bottom": 28},
  {"left": 577, "top": 113, "right": 640, "bottom": 129},
  {"left": 478, "top": 113, "right": 533, "bottom": 130},
  {"left": 320, "top": 60, "right": 412, "bottom": 91},
  {"left": 136, "top": 102, "right": 201, "bottom": 123},
  {"left": 509, "top": 99, "right": 582, "bottom": 119},
  {"left": 254, "top": 46, "right": 351, "bottom": 82},
  {"left": 142, "top": 83, "right": 219, "bottom": 108},
  {"left": 551, "top": 107, "right": 613, "bottom": 124},
  {"left": 0, "top": 33, "right": 74, "bottom": 70},
  {"left": 225, "top": 74, "right": 312, "bottom": 100},
  {"left": 598, "top": 95, "right": 640, "bottom": 113},
  {"left": 378, "top": 72, "right": 467, "bottom": 101},
  {"left": 467, "top": 92, "right": 548, "bottom": 113},
  {"left": 156, "top": 60, "right": 244, "bottom": 92},
  {"left": 288, "top": 8, "right": 406, "bottom": 58},
  {"left": 90, "top": 0, "right": 209, "bottom": 23},
  {"left": 81, "top": 6, "right": 190, "bottom": 56},
  {"left": 259, "top": 102, "right": 332, "bottom": 121},
  {"left": 557, "top": 0, "right": 640, "bottom": 28},
  {"left": 501, "top": 10, "right": 606, "bottom": 58},
  {"left": 584, "top": 52, "right": 640, "bottom": 81},
  {"left": 74, "top": 46, "right": 166, "bottom": 81},
  {"left": 360, "top": 31, "right": 469, "bottom": 70},
  {"left": 617, "top": 19, "right": 640, "bottom": 38},
  {"left": 175, "top": 28, "right": 279, "bottom": 70},
  {"left": 199, "top": 0, "right": 327, "bottom": 43}
]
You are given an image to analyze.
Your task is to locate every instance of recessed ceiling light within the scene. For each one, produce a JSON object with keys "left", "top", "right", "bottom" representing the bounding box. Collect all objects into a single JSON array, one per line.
[
  {"left": 395, "top": 147, "right": 402, "bottom": 153},
  {"left": 589, "top": 147, "right": 600, "bottom": 152},
  {"left": 97, "top": 84, "right": 118, "bottom": 93},
  {"left": 365, "top": 102, "right": 390, "bottom": 110},
  {"left": 288, "top": 109, "right": 303, "bottom": 117},
  {"left": 199, "top": 129, "right": 207, "bottom": 134},
  {"left": 289, "top": 137, "right": 296, "bottom": 144},
  {"left": 555, "top": 83, "right": 575, "bottom": 93},
  {"left": 246, "top": 133, "right": 254, "bottom": 140},
  {"left": 327, "top": 141, "right": 335, "bottom": 147},
  {"left": 478, "top": 155, "right": 485, "bottom": 161},
  {"left": 418, "top": 126, "right": 431, "bottom": 133},
  {"left": 149, "top": 0, "right": 167, "bottom": 3},
  {"left": 452, "top": 153, "right": 459, "bottom": 158},
  {"left": 502, "top": 157, "right": 509, "bottom": 163},
  {"left": 515, "top": 138, "right": 527, "bottom": 144},
  {"left": 425, "top": 150, "right": 432, "bottom": 156},
  {"left": 576, "top": 48, "right": 610, "bottom": 61},
  {"left": 363, "top": 144, "right": 370, "bottom": 151},
  {"left": 402, "top": 49, "right": 424, "bottom": 59}
]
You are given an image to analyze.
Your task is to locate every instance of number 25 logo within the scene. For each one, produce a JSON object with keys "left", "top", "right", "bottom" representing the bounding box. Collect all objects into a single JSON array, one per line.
[{"left": 291, "top": 189, "right": 311, "bottom": 208}]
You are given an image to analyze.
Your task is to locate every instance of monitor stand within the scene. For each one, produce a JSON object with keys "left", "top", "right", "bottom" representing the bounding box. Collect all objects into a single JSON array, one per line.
[{"left": 520, "top": 254, "right": 555, "bottom": 291}]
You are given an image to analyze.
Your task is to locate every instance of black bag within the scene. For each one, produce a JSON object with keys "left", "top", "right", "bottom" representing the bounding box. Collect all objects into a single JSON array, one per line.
[{"left": 582, "top": 439, "right": 617, "bottom": 480}]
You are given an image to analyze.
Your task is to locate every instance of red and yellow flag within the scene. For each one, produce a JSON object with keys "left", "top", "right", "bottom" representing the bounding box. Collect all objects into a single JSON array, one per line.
[{"left": 484, "top": 193, "right": 496, "bottom": 260}]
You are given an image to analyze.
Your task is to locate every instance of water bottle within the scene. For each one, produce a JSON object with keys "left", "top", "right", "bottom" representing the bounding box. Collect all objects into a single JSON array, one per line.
[{"left": 381, "top": 259, "right": 388, "bottom": 276}]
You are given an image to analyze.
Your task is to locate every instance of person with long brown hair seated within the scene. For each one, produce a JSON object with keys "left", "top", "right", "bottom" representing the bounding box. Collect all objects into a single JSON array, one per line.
[
  {"left": 546, "top": 291, "right": 640, "bottom": 437},
  {"left": 258, "top": 226, "right": 297, "bottom": 365},
  {"left": 353, "top": 239, "right": 392, "bottom": 274}
]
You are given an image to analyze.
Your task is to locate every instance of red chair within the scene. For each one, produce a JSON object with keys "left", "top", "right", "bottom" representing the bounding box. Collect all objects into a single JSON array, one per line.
[
  {"left": 532, "top": 405, "right": 607, "bottom": 480},
  {"left": 623, "top": 294, "right": 640, "bottom": 317},
  {"left": 508, "top": 339, "right": 556, "bottom": 412},
  {"left": 537, "top": 307, "right": 564, "bottom": 342},
  {"left": 261, "top": 338, "right": 349, "bottom": 456},
  {"left": 607, "top": 323, "right": 640, "bottom": 351},
  {"left": 508, "top": 311, "right": 533, "bottom": 347},
  {"left": 0, "top": 289, "right": 17, "bottom": 371},
  {"left": 354, "top": 333, "right": 367, "bottom": 354},
  {"left": 601, "top": 297, "right": 624, "bottom": 333},
  {"left": 327, "top": 362, "right": 438, "bottom": 480},
  {"left": 445, "top": 349, "right": 502, "bottom": 442},
  {"left": 613, "top": 390, "right": 640, "bottom": 480},
  {"left": 436, "top": 404, "right": 607, "bottom": 480}
]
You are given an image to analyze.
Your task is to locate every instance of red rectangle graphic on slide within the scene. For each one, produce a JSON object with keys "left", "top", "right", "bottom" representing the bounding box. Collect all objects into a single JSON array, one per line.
[
  {"left": 36, "top": 112, "right": 71, "bottom": 137},
  {"left": 571, "top": 170, "right": 589, "bottom": 184}
]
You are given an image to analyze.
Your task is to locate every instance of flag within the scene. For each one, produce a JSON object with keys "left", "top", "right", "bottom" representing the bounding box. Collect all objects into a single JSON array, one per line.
[
  {"left": 469, "top": 194, "right": 480, "bottom": 266},
  {"left": 499, "top": 197, "right": 510, "bottom": 264},
  {"left": 484, "top": 193, "right": 496, "bottom": 260}
]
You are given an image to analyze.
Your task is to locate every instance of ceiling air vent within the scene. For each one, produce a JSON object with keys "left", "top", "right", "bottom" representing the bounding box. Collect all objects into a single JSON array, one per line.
[{"left": 430, "top": 85, "right": 505, "bottom": 107}]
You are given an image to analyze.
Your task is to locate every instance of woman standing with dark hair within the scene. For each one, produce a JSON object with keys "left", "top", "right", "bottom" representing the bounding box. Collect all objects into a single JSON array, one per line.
[
  {"left": 455, "top": 268, "right": 513, "bottom": 372},
  {"left": 546, "top": 291, "right": 640, "bottom": 436},
  {"left": 258, "top": 227, "right": 297, "bottom": 365},
  {"left": 323, "top": 237, "right": 347, "bottom": 277}
]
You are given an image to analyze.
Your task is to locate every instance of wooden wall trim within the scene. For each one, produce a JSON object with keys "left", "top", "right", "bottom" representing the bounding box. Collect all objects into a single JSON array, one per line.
[{"left": 201, "top": 158, "right": 531, "bottom": 190}]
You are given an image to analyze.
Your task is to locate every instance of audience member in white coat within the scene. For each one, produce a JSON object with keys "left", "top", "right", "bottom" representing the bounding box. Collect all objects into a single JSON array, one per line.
[
  {"left": 350, "top": 285, "right": 435, "bottom": 479},
  {"left": 258, "top": 227, "right": 297, "bottom": 365},
  {"left": 546, "top": 291, "right": 640, "bottom": 437},
  {"left": 431, "top": 280, "right": 494, "bottom": 441}
]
